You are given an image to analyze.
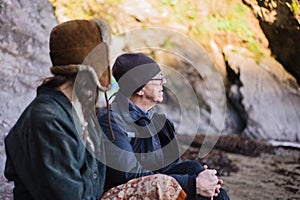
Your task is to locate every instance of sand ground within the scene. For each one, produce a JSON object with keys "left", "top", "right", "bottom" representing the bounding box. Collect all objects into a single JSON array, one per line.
[
  {"left": 222, "top": 150, "right": 300, "bottom": 200},
  {"left": 179, "top": 134, "right": 300, "bottom": 200}
]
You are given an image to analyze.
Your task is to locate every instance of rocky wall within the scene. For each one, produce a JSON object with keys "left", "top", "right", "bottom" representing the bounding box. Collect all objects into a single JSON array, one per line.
[{"left": 243, "top": 0, "right": 300, "bottom": 84}]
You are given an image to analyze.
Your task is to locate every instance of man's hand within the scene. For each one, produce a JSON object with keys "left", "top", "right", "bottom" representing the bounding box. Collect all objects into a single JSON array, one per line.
[
  {"left": 214, "top": 179, "right": 223, "bottom": 195},
  {"left": 196, "top": 165, "right": 222, "bottom": 199}
]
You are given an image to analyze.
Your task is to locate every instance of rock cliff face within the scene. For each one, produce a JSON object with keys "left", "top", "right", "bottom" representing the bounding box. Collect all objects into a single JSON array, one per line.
[
  {"left": 227, "top": 0, "right": 300, "bottom": 140},
  {"left": 223, "top": 46, "right": 300, "bottom": 141},
  {"left": 0, "top": 0, "right": 57, "bottom": 133},
  {"left": 0, "top": 0, "right": 57, "bottom": 198},
  {"left": 243, "top": 0, "right": 300, "bottom": 84}
]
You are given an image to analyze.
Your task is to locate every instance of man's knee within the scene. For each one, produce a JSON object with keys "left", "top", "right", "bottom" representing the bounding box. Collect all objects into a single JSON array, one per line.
[{"left": 184, "top": 160, "right": 204, "bottom": 175}]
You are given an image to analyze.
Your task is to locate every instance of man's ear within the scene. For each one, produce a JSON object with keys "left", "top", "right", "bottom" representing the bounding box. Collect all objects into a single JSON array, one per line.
[{"left": 136, "top": 89, "right": 144, "bottom": 96}]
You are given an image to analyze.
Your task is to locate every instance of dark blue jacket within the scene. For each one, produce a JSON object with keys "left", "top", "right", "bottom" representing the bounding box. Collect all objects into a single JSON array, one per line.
[
  {"left": 5, "top": 86, "right": 106, "bottom": 200},
  {"left": 98, "top": 92, "right": 196, "bottom": 198}
]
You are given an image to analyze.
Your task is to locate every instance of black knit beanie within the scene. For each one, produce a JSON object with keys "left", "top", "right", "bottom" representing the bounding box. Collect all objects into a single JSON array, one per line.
[{"left": 112, "top": 53, "right": 161, "bottom": 96}]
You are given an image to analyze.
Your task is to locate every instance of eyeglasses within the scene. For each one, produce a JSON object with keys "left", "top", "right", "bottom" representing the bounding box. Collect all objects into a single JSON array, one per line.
[{"left": 150, "top": 77, "right": 167, "bottom": 84}]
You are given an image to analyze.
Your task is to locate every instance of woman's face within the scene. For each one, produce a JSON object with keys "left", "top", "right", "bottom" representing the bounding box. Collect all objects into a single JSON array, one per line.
[{"left": 74, "top": 71, "right": 98, "bottom": 114}]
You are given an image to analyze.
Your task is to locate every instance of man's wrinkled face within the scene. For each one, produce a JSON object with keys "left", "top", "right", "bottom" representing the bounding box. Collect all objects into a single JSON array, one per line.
[{"left": 141, "top": 72, "right": 166, "bottom": 105}]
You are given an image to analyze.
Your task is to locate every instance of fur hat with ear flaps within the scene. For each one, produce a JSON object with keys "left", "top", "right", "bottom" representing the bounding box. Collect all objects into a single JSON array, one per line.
[{"left": 49, "top": 19, "right": 111, "bottom": 91}]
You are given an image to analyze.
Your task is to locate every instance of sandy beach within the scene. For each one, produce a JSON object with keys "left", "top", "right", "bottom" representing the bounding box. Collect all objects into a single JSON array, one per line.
[{"left": 179, "top": 134, "right": 300, "bottom": 200}]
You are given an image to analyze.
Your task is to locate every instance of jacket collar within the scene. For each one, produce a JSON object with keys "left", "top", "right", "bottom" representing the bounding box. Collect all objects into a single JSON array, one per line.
[
  {"left": 37, "top": 85, "right": 72, "bottom": 108},
  {"left": 113, "top": 92, "right": 155, "bottom": 123}
]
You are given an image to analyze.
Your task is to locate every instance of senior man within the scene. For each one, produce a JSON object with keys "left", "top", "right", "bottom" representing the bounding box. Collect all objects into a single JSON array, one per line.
[{"left": 98, "top": 53, "right": 230, "bottom": 200}]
